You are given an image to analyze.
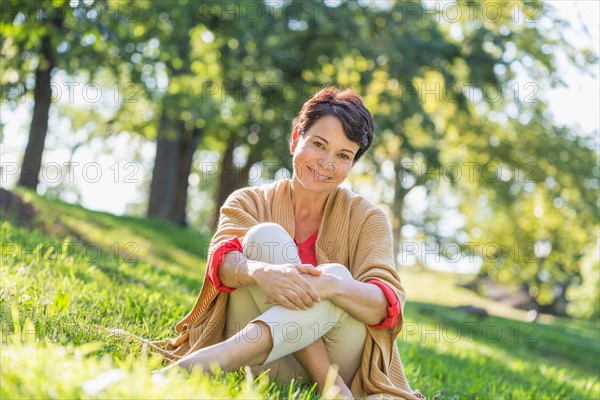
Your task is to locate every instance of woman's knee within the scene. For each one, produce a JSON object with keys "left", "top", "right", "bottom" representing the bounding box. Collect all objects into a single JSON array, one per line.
[
  {"left": 243, "top": 223, "right": 299, "bottom": 264},
  {"left": 317, "top": 263, "right": 353, "bottom": 280}
]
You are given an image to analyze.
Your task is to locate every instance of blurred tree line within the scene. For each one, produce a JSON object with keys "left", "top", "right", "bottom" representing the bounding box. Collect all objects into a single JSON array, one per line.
[{"left": 1, "top": 0, "right": 598, "bottom": 318}]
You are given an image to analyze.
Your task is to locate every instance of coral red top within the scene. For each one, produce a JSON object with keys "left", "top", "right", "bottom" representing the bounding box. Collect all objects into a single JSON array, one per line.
[{"left": 207, "top": 232, "right": 400, "bottom": 329}]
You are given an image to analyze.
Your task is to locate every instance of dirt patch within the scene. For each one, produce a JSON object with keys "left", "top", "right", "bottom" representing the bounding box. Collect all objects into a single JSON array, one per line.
[
  {"left": 1, "top": 188, "right": 88, "bottom": 244},
  {"left": 1, "top": 188, "right": 39, "bottom": 226},
  {"left": 459, "top": 276, "right": 535, "bottom": 311}
]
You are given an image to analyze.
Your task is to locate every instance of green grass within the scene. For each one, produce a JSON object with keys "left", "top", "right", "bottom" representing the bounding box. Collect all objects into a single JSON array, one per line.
[{"left": 1, "top": 188, "right": 599, "bottom": 399}]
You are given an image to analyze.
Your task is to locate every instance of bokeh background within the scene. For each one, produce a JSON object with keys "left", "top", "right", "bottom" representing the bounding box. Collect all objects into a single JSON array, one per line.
[{"left": 1, "top": 1, "right": 599, "bottom": 398}]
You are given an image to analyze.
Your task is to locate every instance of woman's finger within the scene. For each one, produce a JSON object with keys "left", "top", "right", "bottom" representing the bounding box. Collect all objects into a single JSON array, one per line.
[
  {"left": 259, "top": 267, "right": 316, "bottom": 309},
  {"left": 296, "top": 264, "right": 322, "bottom": 276},
  {"left": 289, "top": 282, "right": 317, "bottom": 309},
  {"left": 282, "top": 288, "right": 310, "bottom": 310},
  {"left": 276, "top": 269, "right": 312, "bottom": 305},
  {"left": 276, "top": 293, "right": 302, "bottom": 311},
  {"left": 264, "top": 296, "right": 281, "bottom": 306},
  {"left": 294, "top": 275, "right": 321, "bottom": 303}
]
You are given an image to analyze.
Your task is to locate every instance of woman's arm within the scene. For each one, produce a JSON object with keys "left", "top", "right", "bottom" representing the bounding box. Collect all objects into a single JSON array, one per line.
[
  {"left": 217, "top": 250, "right": 246, "bottom": 289},
  {"left": 333, "top": 206, "right": 405, "bottom": 328},
  {"left": 218, "top": 250, "right": 322, "bottom": 311},
  {"left": 303, "top": 273, "right": 389, "bottom": 326},
  {"left": 330, "top": 278, "right": 389, "bottom": 326}
]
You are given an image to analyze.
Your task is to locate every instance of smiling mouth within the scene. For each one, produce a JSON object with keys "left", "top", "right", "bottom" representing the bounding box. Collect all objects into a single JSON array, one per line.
[{"left": 308, "top": 166, "right": 331, "bottom": 181}]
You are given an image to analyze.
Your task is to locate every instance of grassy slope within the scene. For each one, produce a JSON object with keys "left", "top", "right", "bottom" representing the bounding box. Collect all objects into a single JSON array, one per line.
[{"left": 1, "top": 188, "right": 598, "bottom": 399}]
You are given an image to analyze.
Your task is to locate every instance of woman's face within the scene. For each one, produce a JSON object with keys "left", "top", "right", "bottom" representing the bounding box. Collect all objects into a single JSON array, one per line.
[{"left": 290, "top": 115, "right": 360, "bottom": 194}]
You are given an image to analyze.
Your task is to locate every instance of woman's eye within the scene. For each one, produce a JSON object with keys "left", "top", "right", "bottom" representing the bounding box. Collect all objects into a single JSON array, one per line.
[
  {"left": 314, "top": 141, "right": 324, "bottom": 148},
  {"left": 339, "top": 154, "right": 350, "bottom": 160}
]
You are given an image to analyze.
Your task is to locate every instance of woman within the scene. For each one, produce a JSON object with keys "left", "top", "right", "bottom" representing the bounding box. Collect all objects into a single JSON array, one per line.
[{"left": 152, "top": 87, "right": 424, "bottom": 399}]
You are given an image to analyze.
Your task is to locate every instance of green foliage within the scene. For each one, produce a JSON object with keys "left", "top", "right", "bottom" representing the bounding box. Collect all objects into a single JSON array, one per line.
[
  {"left": 448, "top": 110, "right": 599, "bottom": 314},
  {"left": 1, "top": 190, "right": 599, "bottom": 398},
  {"left": 356, "top": 1, "right": 600, "bottom": 315},
  {"left": 4, "top": 0, "right": 598, "bottom": 316},
  {"left": 566, "top": 253, "right": 600, "bottom": 319},
  {"left": 1, "top": 0, "right": 134, "bottom": 102}
]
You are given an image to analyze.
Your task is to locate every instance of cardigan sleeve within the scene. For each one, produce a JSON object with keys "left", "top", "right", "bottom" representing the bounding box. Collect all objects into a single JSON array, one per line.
[
  {"left": 205, "top": 189, "right": 261, "bottom": 289},
  {"left": 206, "top": 237, "right": 243, "bottom": 292},
  {"left": 351, "top": 207, "right": 407, "bottom": 334},
  {"left": 366, "top": 279, "right": 400, "bottom": 329}
]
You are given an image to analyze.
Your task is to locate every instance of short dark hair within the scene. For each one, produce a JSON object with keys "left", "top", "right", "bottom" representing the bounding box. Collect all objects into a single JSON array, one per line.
[{"left": 294, "top": 86, "right": 374, "bottom": 161}]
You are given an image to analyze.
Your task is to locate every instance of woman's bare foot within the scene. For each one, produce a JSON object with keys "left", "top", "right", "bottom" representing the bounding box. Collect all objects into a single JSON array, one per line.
[
  {"left": 332, "top": 374, "right": 353, "bottom": 398},
  {"left": 293, "top": 338, "right": 353, "bottom": 398},
  {"left": 153, "top": 321, "right": 273, "bottom": 375}
]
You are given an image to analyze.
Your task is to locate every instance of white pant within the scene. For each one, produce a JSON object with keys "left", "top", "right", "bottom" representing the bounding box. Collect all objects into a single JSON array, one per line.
[{"left": 224, "top": 223, "right": 367, "bottom": 385}]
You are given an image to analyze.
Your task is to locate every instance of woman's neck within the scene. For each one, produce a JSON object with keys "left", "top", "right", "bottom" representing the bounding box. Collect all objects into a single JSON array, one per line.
[{"left": 289, "top": 179, "right": 331, "bottom": 220}]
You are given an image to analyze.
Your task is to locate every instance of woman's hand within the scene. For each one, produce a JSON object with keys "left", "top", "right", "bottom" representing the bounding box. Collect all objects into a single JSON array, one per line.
[
  {"left": 264, "top": 272, "right": 340, "bottom": 306},
  {"left": 249, "top": 261, "right": 322, "bottom": 311},
  {"left": 300, "top": 273, "right": 339, "bottom": 300}
]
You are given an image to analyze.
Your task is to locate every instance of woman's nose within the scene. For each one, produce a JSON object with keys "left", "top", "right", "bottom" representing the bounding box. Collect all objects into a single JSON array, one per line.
[{"left": 317, "top": 156, "right": 337, "bottom": 175}]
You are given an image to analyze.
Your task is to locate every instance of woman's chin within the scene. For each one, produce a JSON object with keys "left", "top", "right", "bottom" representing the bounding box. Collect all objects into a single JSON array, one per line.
[{"left": 300, "top": 178, "right": 335, "bottom": 193}]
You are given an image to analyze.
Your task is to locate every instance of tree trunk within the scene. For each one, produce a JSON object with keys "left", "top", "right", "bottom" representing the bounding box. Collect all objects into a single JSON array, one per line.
[
  {"left": 392, "top": 163, "right": 409, "bottom": 261},
  {"left": 147, "top": 109, "right": 201, "bottom": 225},
  {"left": 534, "top": 282, "right": 569, "bottom": 316},
  {"left": 173, "top": 127, "right": 203, "bottom": 225},
  {"left": 19, "top": 35, "right": 54, "bottom": 189},
  {"left": 147, "top": 113, "right": 181, "bottom": 221}
]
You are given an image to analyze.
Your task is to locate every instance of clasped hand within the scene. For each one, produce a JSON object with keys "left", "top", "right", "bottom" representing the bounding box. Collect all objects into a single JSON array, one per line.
[{"left": 250, "top": 262, "right": 326, "bottom": 311}]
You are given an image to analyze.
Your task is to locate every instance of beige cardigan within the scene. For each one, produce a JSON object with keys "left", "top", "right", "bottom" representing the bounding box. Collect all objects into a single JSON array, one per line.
[{"left": 152, "top": 179, "right": 423, "bottom": 399}]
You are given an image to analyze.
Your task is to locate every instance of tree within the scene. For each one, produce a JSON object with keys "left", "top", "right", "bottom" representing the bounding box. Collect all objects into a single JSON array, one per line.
[
  {"left": 366, "top": 0, "right": 599, "bottom": 315},
  {"left": 1, "top": 0, "right": 133, "bottom": 189},
  {"left": 121, "top": 1, "right": 225, "bottom": 225}
]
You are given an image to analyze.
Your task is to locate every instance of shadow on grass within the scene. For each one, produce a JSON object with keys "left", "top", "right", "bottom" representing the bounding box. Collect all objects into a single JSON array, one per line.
[
  {"left": 401, "top": 341, "right": 596, "bottom": 399},
  {"left": 15, "top": 188, "right": 211, "bottom": 292},
  {"left": 404, "top": 301, "right": 600, "bottom": 376}
]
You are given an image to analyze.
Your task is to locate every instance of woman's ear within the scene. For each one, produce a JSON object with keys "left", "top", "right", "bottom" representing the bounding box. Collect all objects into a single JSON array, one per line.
[{"left": 290, "top": 125, "right": 300, "bottom": 154}]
